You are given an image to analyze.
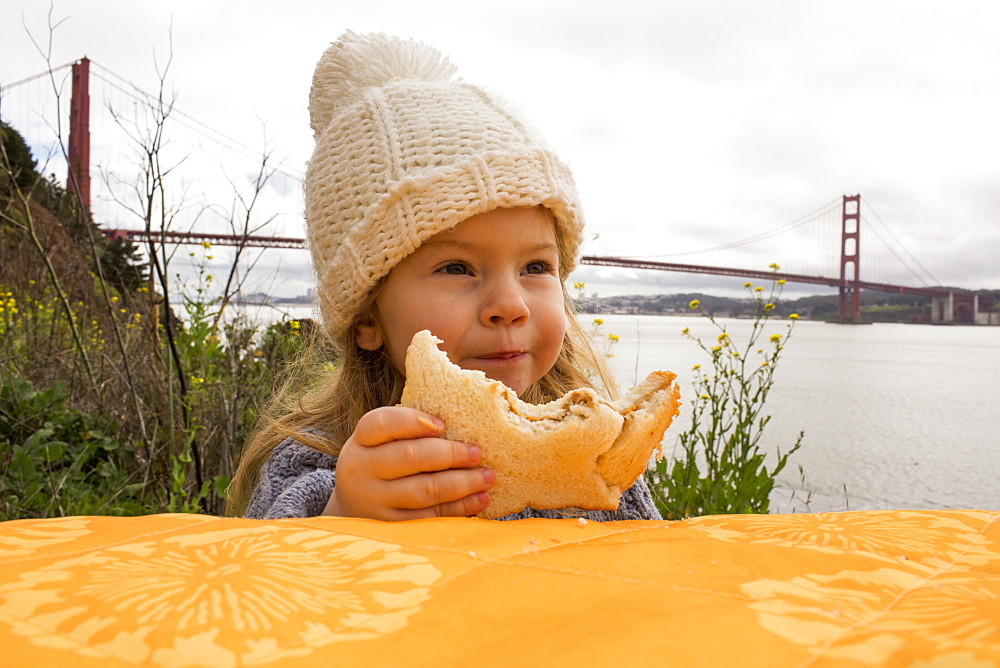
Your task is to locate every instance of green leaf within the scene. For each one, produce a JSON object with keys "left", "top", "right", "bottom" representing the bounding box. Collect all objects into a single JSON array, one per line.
[
  {"left": 8, "top": 450, "right": 37, "bottom": 478},
  {"left": 213, "top": 475, "right": 231, "bottom": 498},
  {"left": 23, "top": 425, "right": 56, "bottom": 451},
  {"left": 43, "top": 442, "right": 67, "bottom": 462}
]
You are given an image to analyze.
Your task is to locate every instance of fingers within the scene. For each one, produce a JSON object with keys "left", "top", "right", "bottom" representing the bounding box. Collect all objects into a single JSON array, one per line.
[
  {"left": 380, "top": 487, "right": 493, "bottom": 521},
  {"left": 432, "top": 491, "right": 492, "bottom": 519},
  {"left": 353, "top": 406, "right": 445, "bottom": 447},
  {"left": 352, "top": 406, "right": 482, "bottom": 478},
  {"left": 370, "top": 438, "right": 482, "bottom": 479},
  {"left": 334, "top": 464, "right": 493, "bottom": 521},
  {"left": 369, "top": 493, "right": 491, "bottom": 521},
  {"left": 378, "top": 467, "right": 495, "bottom": 512},
  {"left": 336, "top": 406, "right": 496, "bottom": 520}
]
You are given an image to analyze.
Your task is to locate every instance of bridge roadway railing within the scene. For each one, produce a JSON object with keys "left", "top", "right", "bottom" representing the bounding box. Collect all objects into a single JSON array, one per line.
[
  {"left": 104, "top": 229, "right": 308, "bottom": 250},
  {"left": 579, "top": 256, "right": 950, "bottom": 299}
]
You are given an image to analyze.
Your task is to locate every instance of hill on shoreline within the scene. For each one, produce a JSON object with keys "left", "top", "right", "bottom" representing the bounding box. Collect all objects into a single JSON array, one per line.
[{"left": 576, "top": 288, "right": 1000, "bottom": 324}]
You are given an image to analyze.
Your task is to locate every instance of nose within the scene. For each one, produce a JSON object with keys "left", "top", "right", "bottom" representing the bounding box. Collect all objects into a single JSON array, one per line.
[{"left": 481, "top": 275, "right": 530, "bottom": 326}]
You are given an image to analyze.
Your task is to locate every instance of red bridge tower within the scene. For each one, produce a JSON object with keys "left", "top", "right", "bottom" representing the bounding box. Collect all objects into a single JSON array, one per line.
[
  {"left": 838, "top": 194, "right": 862, "bottom": 323},
  {"left": 67, "top": 57, "right": 91, "bottom": 212}
]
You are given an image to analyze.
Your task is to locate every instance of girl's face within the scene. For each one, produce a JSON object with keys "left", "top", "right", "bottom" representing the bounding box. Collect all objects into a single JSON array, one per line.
[{"left": 356, "top": 207, "right": 568, "bottom": 395}]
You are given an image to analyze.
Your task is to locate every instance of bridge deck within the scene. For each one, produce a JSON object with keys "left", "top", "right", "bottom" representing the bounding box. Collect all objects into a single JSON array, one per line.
[{"left": 104, "top": 229, "right": 954, "bottom": 299}]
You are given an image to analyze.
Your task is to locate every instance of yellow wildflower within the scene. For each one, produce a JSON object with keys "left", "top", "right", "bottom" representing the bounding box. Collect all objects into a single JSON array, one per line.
[
  {"left": 764, "top": 303, "right": 775, "bottom": 311},
  {"left": 743, "top": 282, "right": 752, "bottom": 288},
  {"left": 201, "top": 241, "right": 212, "bottom": 249},
  {"left": 778, "top": 279, "right": 786, "bottom": 285},
  {"left": 790, "top": 313, "right": 800, "bottom": 320},
  {"left": 769, "top": 334, "right": 781, "bottom": 343},
  {"left": 689, "top": 299, "right": 700, "bottom": 309},
  {"left": 769, "top": 262, "right": 780, "bottom": 271},
  {"left": 608, "top": 333, "right": 619, "bottom": 342},
  {"left": 593, "top": 318, "right": 604, "bottom": 326},
  {"left": 717, "top": 332, "right": 729, "bottom": 343},
  {"left": 754, "top": 286, "right": 763, "bottom": 292}
]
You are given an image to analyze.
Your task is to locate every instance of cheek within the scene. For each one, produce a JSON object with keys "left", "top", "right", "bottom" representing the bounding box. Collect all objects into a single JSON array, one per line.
[
  {"left": 540, "top": 305, "right": 569, "bottom": 363},
  {"left": 552, "top": 309, "right": 569, "bottom": 341},
  {"left": 379, "top": 304, "right": 460, "bottom": 374}
]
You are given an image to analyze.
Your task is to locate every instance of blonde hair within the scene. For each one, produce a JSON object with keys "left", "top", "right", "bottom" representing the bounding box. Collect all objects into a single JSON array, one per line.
[{"left": 225, "top": 213, "right": 616, "bottom": 517}]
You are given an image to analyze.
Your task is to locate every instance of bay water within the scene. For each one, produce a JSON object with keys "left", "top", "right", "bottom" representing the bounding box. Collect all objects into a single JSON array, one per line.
[{"left": 596, "top": 313, "right": 1000, "bottom": 514}]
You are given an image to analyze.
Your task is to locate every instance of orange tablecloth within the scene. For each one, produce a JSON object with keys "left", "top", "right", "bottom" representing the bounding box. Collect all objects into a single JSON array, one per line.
[{"left": 1, "top": 510, "right": 998, "bottom": 666}]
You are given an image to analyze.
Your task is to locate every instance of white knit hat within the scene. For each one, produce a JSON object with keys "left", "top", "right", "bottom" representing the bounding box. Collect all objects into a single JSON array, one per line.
[{"left": 305, "top": 31, "right": 585, "bottom": 341}]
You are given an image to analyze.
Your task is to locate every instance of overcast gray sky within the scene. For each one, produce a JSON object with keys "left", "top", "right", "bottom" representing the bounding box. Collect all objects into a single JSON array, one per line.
[{"left": 2, "top": 0, "right": 998, "bottom": 299}]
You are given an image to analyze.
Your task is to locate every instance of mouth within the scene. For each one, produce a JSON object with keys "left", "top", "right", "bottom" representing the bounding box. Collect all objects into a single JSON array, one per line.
[{"left": 472, "top": 350, "right": 526, "bottom": 361}]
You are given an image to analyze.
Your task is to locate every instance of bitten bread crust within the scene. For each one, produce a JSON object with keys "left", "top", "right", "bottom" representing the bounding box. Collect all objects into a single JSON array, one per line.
[{"left": 400, "top": 330, "right": 680, "bottom": 519}]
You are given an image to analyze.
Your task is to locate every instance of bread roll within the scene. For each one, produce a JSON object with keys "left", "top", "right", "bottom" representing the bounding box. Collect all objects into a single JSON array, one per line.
[{"left": 400, "top": 330, "right": 680, "bottom": 519}]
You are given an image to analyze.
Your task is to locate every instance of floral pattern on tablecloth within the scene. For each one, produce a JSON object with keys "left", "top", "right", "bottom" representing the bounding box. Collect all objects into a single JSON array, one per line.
[{"left": 0, "top": 521, "right": 441, "bottom": 666}]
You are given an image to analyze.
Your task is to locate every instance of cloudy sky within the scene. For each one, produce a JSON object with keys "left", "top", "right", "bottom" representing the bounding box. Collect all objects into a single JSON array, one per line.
[{"left": 2, "top": 0, "right": 998, "bottom": 299}]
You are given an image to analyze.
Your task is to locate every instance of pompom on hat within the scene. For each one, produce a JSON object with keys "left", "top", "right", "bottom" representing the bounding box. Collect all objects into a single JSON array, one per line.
[{"left": 305, "top": 31, "right": 585, "bottom": 342}]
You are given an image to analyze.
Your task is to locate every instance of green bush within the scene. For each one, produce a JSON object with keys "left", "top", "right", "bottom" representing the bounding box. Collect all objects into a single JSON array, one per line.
[
  {"left": 647, "top": 269, "right": 804, "bottom": 519},
  {"left": 2, "top": 112, "right": 325, "bottom": 519},
  {"left": 0, "top": 121, "right": 38, "bottom": 194},
  {"left": 0, "top": 377, "right": 145, "bottom": 519}
]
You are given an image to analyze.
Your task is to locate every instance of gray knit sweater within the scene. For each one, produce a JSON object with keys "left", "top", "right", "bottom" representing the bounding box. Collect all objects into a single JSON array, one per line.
[{"left": 246, "top": 434, "right": 662, "bottom": 521}]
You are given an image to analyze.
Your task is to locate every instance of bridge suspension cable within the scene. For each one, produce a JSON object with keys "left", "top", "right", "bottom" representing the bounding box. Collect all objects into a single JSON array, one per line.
[
  {"left": 622, "top": 197, "right": 842, "bottom": 259},
  {"left": 860, "top": 199, "right": 941, "bottom": 287},
  {"left": 0, "top": 62, "right": 75, "bottom": 91},
  {"left": 87, "top": 60, "right": 305, "bottom": 183}
]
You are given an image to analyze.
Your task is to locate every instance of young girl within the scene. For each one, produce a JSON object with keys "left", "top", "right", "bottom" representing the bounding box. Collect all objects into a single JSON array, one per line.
[{"left": 226, "top": 31, "right": 660, "bottom": 522}]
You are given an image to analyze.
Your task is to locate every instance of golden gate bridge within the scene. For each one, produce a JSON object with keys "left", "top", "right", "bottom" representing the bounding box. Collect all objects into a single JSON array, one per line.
[
  {"left": 102, "top": 195, "right": 989, "bottom": 325},
  {"left": 2, "top": 58, "right": 992, "bottom": 325}
]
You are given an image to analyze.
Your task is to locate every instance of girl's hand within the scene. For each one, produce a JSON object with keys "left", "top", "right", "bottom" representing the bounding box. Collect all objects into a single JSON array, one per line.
[{"left": 323, "top": 406, "right": 494, "bottom": 520}]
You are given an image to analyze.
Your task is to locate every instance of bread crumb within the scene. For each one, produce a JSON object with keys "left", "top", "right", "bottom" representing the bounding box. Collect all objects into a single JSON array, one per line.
[
  {"left": 469, "top": 550, "right": 477, "bottom": 558},
  {"left": 577, "top": 518, "right": 589, "bottom": 526}
]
